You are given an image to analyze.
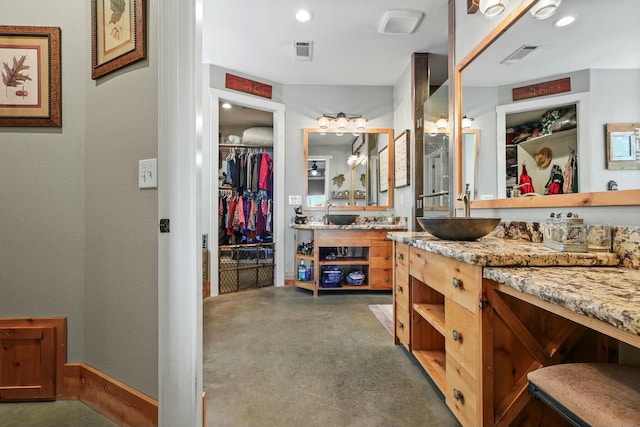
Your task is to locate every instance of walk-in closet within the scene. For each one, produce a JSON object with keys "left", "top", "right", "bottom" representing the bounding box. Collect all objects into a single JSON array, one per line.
[{"left": 216, "top": 102, "right": 275, "bottom": 294}]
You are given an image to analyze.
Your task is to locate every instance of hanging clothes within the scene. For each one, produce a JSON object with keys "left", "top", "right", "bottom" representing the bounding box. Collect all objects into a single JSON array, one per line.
[
  {"left": 572, "top": 154, "right": 578, "bottom": 194},
  {"left": 563, "top": 152, "right": 575, "bottom": 194},
  {"left": 259, "top": 152, "right": 273, "bottom": 193},
  {"left": 545, "top": 164, "right": 564, "bottom": 195},
  {"left": 518, "top": 163, "right": 535, "bottom": 195}
]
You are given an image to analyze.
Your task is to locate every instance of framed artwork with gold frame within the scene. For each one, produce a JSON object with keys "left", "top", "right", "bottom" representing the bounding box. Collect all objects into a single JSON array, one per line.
[
  {"left": 0, "top": 26, "right": 61, "bottom": 127},
  {"left": 91, "top": 0, "right": 146, "bottom": 79}
]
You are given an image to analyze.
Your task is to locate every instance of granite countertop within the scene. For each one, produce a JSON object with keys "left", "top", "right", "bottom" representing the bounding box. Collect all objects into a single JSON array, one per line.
[
  {"left": 291, "top": 223, "right": 406, "bottom": 230},
  {"left": 484, "top": 266, "right": 640, "bottom": 336},
  {"left": 387, "top": 232, "right": 619, "bottom": 267}
]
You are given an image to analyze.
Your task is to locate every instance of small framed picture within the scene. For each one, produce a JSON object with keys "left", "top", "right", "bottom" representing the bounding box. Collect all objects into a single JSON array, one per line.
[
  {"left": 606, "top": 123, "right": 640, "bottom": 170},
  {"left": 91, "top": 0, "right": 146, "bottom": 79},
  {"left": 394, "top": 130, "right": 410, "bottom": 188},
  {"left": 0, "top": 26, "right": 61, "bottom": 127},
  {"left": 379, "top": 146, "right": 389, "bottom": 193}
]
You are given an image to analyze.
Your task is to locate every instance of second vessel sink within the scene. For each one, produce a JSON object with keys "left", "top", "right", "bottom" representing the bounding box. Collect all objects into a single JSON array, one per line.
[
  {"left": 417, "top": 217, "right": 501, "bottom": 241},
  {"left": 325, "top": 214, "right": 359, "bottom": 225}
]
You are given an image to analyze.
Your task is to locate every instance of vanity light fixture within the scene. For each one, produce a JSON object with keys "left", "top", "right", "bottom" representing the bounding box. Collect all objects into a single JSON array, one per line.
[
  {"left": 316, "top": 112, "right": 368, "bottom": 132},
  {"left": 221, "top": 102, "right": 232, "bottom": 109},
  {"left": 530, "top": 0, "right": 561, "bottom": 20},
  {"left": 479, "top": 0, "right": 509, "bottom": 19},
  {"left": 462, "top": 116, "right": 474, "bottom": 129},
  {"left": 310, "top": 161, "right": 319, "bottom": 176},
  {"left": 435, "top": 116, "right": 449, "bottom": 130}
]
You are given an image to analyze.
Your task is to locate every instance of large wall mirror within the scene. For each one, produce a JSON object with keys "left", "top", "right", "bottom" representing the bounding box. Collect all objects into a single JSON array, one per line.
[
  {"left": 456, "top": 0, "right": 640, "bottom": 208},
  {"left": 304, "top": 128, "right": 394, "bottom": 211}
]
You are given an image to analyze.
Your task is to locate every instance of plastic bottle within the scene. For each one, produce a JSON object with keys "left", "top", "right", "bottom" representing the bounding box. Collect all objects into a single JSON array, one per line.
[{"left": 297, "top": 259, "right": 307, "bottom": 281}]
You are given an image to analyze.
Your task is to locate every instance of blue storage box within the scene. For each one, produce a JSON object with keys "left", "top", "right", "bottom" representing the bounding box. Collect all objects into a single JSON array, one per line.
[{"left": 321, "top": 265, "right": 342, "bottom": 288}]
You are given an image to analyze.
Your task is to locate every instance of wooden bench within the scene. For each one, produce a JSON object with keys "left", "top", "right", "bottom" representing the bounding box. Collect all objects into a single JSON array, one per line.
[{"left": 527, "top": 363, "right": 640, "bottom": 427}]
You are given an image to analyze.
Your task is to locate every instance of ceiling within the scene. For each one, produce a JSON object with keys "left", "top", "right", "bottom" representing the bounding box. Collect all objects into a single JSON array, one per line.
[
  {"left": 212, "top": 0, "right": 640, "bottom": 128},
  {"left": 464, "top": 0, "right": 640, "bottom": 86},
  {"left": 203, "top": 0, "right": 449, "bottom": 86}
]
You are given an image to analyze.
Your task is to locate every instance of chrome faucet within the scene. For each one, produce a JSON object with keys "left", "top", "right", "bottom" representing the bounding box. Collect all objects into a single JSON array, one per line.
[
  {"left": 457, "top": 184, "right": 471, "bottom": 218},
  {"left": 324, "top": 203, "right": 334, "bottom": 224}
]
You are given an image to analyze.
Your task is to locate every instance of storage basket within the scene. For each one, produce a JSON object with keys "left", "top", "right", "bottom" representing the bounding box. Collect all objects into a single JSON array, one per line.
[
  {"left": 345, "top": 270, "right": 365, "bottom": 286},
  {"left": 321, "top": 265, "right": 342, "bottom": 288}
]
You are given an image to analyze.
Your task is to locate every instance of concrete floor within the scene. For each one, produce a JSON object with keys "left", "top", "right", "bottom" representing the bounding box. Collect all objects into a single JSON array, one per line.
[
  {"left": 0, "top": 400, "right": 118, "bottom": 427},
  {"left": 204, "top": 286, "right": 459, "bottom": 427},
  {"left": 1, "top": 286, "right": 459, "bottom": 427}
]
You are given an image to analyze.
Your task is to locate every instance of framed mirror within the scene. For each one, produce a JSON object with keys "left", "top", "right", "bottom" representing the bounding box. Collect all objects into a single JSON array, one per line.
[
  {"left": 455, "top": 0, "right": 640, "bottom": 208},
  {"left": 304, "top": 128, "right": 394, "bottom": 210}
]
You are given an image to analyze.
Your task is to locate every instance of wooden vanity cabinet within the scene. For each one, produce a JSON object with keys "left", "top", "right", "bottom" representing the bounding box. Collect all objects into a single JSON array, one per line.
[
  {"left": 294, "top": 228, "right": 400, "bottom": 296},
  {"left": 393, "top": 242, "right": 410, "bottom": 350},
  {"left": 393, "top": 242, "right": 486, "bottom": 426},
  {"left": 393, "top": 241, "right": 612, "bottom": 427}
]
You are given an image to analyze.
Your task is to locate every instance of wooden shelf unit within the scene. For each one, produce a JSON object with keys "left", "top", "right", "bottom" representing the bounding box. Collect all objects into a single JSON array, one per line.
[{"left": 293, "top": 228, "right": 402, "bottom": 297}]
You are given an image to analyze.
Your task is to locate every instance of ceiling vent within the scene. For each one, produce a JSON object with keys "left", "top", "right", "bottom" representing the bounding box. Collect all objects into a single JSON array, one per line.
[
  {"left": 378, "top": 10, "right": 424, "bottom": 35},
  {"left": 294, "top": 41, "right": 313, "bottom": 61},
  {"left": 501, "top": 45, "right": 538, "bottom": 65}
]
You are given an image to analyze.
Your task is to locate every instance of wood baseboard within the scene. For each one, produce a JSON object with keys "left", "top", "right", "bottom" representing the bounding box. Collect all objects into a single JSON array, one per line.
[{"left": 64, "top": 363, "right": 158, "bottom": 426}]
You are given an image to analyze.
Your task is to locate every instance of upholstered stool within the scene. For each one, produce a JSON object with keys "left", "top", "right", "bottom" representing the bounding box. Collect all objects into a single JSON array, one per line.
[{"left": 527, "top": 363, "right": 640, "bottom": 427}]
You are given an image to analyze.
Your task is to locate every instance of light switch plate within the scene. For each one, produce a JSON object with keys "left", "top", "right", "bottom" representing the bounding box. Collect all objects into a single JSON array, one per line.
[
  {"left": 139, "top": 158, "right": 157, "bottom": 188},
  {"left": 288, "top": 195, "right": 302, "bottom": 205}
]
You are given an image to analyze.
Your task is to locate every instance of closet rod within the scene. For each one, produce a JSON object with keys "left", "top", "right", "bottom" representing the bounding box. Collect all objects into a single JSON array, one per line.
[{"left": 219, "top": 143, "right": 274, "bottom": 149}]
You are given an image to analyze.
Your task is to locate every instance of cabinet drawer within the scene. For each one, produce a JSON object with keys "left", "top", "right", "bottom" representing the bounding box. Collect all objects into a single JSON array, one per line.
[
  {"left": 409, "top": 248, "right": 445, "bottom": 294},
  {"left": 442, "top": 258, "right": 482, "bottom": 315},
  {"left": 395, "top": 303, "right": 410, "bottom": 351},
  {"left": 395, "top": 243, "right": 409, "bottom": 271},
  {"left": 370, "top": 230, "right": 391, "bottom": 244},
  {"left": 370, "top": 246, "right": 392, "bottom": 268},
  {"left": 316, "top": 230, "right": 370, "bottom": 246},
  {"left": 445, "top": 301, "right": 478, "bottom": 379},
  {"left": 446, "top": 354, "right": 479, "bottom": 427},
  {"left": 394, "top": 271, "right": 409, "bottom": 311},
  {"left": 369, "top": 267, "right": 392, "bottom": 289}
]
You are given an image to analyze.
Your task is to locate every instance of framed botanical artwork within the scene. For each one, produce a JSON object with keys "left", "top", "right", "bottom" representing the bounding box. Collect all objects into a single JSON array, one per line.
[
  {"left": 0, "top": 26, "right": 61, "bottom": 127},
  {"left": 91, "top": 0, "right": 146, "bottom": 79},
  {"left": 394, "top": 130, "right": 410, "bottom": 188}
]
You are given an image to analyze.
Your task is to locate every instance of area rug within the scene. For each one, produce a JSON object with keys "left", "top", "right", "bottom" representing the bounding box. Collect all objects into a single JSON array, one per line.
[{"left": 369, "top": 304, "right": 393, "bottom": 336}]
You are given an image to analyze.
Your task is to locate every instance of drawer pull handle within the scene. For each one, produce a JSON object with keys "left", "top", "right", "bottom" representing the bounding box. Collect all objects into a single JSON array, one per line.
[
  {"left": 452, "top": 329, "right": 462, "bottom": 342},
  {"left": 398, "top": 253, "right": 404, "bottom": 261},
  {"left": 452, "top": 278, "right": 462, "bottom": 289},
  {"left": 385, "top": 277, "right": 390, "bottom": 282},
  {"left": 453, "top": 388, "right": 463, "bottom": 402},
  {"left": 397, "top": 321, "right": 404, "bottom": 330},
  {"left": 385, "top": 255, "right": 390, "bottom": 260},
  {"left": 396, "top": 285, "right": 403, "bottom": 293}
]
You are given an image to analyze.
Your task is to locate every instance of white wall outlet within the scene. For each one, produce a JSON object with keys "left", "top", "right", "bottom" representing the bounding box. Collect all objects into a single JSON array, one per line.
[
  {"left": 479, "top": 194, "right": 494, "bottom": 200},
  {"left": 288, "top": 195, "right": 302, "bottom": 205},
  {"left": 139, "top": 158, "right": 158, "bottom": 188}
]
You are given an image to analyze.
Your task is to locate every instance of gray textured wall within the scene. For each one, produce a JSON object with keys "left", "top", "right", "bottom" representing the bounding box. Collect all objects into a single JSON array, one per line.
[{"left": 0, "top": 0, "right": 159, "bottom": 398}]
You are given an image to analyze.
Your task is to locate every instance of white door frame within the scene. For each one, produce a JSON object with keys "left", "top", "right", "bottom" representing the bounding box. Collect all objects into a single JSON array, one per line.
[
  {"left": 158, "top": 0, "right": 203, "bottom": 424},
  {"left": 205, "top": 89, "right": 286, "bottom": 296}
]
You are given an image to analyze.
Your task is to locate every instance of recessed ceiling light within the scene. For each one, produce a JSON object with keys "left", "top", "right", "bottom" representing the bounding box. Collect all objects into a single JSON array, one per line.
[
  {"left": 221, "top": 102, "right": 232, "bottom": 109},
  {"left": 554, "top": 15, "right": 576, "bottom": 27},
  {"left": 295, "top": 9, "right": 312, "bottom": 22}
]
